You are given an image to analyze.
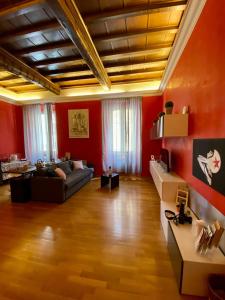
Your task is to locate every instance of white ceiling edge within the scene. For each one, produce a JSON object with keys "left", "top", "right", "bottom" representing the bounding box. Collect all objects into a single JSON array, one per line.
[
  {"left": 0, "top": 96, "right": 19, "bottom": 105},
  {"left": 20, "top": 90, "right": 162, "bottom": 104},
  {"left": 6, "top": 80, "right": 162, "bottom": 104},
  {"left": 159, "top": 0, "right": 207, "bottom": 92},
  {"left": 0, "top": 87, "right": 20, "bottom": 104}
]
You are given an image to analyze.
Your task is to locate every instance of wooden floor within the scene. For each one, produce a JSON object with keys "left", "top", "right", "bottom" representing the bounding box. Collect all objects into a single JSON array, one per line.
[{"left": 0, "top": 177, "right": 206, "bottom": 300}]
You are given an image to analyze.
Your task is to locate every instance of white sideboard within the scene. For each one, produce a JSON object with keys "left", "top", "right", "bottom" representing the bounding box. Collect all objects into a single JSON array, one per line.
[
  {"left": 150, "top": 160, "right": 186, "bottom": 202},
  {"left": 161, "top": 201, "right": 225, "bottom": 296},
  {"left": 150, "top": 160, "right": 225, "bottom": 296}
]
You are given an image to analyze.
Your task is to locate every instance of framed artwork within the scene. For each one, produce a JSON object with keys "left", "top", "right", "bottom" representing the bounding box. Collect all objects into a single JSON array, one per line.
[
  {"left": 192, "top": 138, "right": 225, "bottom": 196},
  {"left": 68, "top": 109, "right": 89, "bottom": 138}
]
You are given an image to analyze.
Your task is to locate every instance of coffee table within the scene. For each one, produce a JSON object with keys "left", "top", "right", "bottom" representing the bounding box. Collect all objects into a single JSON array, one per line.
[{"left": 101, "top": 173, "right": 119, "bottom": 189}]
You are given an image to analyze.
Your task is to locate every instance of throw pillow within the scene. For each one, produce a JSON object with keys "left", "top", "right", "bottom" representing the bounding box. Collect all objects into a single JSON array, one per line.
[
  {"left": 55, "top": 168, "right": 66, "bottom": 180},
  {"left": 73, "top": 160, "right": 84, "bottom": 170},
  {"left": 57, "top": 161, "right": 72, "bottom": 175}
]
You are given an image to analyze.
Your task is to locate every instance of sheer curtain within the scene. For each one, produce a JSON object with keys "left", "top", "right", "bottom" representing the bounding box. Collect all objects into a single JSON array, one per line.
[
  {"left": 102, "top": 97, "right": 142, "bottom": 174},
  {"left": 23, "top": 103, "right": 58, "bottom": 163}
]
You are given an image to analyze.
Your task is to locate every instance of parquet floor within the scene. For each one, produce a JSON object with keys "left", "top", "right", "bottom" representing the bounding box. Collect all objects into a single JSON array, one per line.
[{"left": 0, "top": 177, "right": 206, "bottom": 300}]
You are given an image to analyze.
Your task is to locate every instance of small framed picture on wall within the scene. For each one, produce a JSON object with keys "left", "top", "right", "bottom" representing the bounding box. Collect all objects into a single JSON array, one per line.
[{"left": 68, "top": 109, "right": 89, "bottom": 138}]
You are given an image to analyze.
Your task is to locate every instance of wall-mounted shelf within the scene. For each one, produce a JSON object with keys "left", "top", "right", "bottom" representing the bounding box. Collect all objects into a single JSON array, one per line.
[{"left": 151, "top": 114, "right": 188, "bottom": 139}]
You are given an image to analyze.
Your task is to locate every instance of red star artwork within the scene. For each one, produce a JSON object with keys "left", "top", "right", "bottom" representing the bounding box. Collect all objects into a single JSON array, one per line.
[{"left": 213, "top": 158, "right": 220, "bottom": 168}]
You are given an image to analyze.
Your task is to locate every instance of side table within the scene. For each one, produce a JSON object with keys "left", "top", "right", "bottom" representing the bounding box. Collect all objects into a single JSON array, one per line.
[
  {"left": 10, "top": 175, "right": 31, "bottom": 202},
  {"left": 101, "top": 173, "right": 119, "bottom": 189}
]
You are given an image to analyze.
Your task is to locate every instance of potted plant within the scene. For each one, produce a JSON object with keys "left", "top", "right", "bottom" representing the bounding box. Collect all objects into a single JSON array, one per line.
[{"left": 165, "top": 101, "right": 174, "bottom": 114}]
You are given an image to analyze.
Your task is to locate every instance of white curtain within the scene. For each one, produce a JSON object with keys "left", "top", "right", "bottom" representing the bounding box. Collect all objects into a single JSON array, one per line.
[
  {"left": 23, "top": 103, "right": 58, "bottom": 163},
  {"left": 102, "top": 97, "right": 142, "bottom": 174}
]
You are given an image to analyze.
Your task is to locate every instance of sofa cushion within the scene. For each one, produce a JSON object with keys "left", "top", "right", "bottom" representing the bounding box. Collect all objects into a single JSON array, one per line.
[
  {"left": 73, "top": 160, "right": 84, "bottom": 170},
  {"left": 65, "top": 168, "right": 92, "bottom": 189},
  {"left": 55, "top": 168, "right": 66, "bottom": 180},
  {"left": 57, "top": 161, "right": 72, "bottom": 175}
]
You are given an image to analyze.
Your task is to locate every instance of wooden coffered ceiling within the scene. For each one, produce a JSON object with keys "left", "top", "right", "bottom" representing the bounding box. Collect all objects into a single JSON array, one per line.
[{"left": 0, "top": 0, "right": 205, "bottom": 102}]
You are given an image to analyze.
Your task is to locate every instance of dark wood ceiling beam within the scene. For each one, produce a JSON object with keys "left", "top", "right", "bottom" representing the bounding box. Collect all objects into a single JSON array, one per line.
[
  {"left": 31, "top": 43, "right": 171, "bottom": 68},
  {"left": 59, "top": 76, "right": 161, "bottom": 89},
  {"left": 52, "top": 75, "right": 93, "bottom": 83},
  {"left": 48, "top": 58, "right": 167, "bottom": 78},
  {"left": 2, "top": 82, "right": 33, "bottom": 88},
  {"left": 101, "top": 43, "right": 171, "bottom": 62},
  {"left": 0, "top": 20, "right": 61, "bottom": 44},
  {"left": 110, "top": 77, "right": 162, "bottom": 84},
  {"left": 0, "top": 47, "right": 60, "bottom": 95},
  {"left": 54, "top": 67, "right": 164, "bottom": 85},
  {"left": 0, "top": 0, "right": 45, "bottom": 20},
  {"left": 46, "top": 0, "right": 111, "bottom": 89},
  {"left": 31, "top": 55, "right": 83, "bottom": 68},
  {"left": 94, "top": 26, "right": 178, "bottom": 44},
  {"left": 0, "top": 75, "right": 18, "bottom": 82},
  {"left": 108, "top": 66, "right": 164, "bottom": 76},
  {"left": 13, "top": 40, "right": 73, "bottom": 56},
  {"left": 14, "top": 27, "right": 174, "bottom": 57},
  {"left": 106, "top": 59, "right": 167, "bottom": 72},
  {"left": 84, "top": 1, "right": 187, "bottom": 23},
  {"left": 43, "top": 65, "right": 90, "bottom": 76}
]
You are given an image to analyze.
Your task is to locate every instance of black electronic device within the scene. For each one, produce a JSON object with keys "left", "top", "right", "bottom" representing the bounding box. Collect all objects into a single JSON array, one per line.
[
  {"left": 165, "top": 207, "right": 192, "bottom": 225},
  {"left": 159, "top": 148, "right": 171, "bottom": 172}
]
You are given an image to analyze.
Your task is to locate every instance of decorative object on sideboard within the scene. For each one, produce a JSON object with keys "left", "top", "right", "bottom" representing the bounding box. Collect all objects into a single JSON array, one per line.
[
  {"left": 10, "top": 154, "right": 18, "bottom": 161},
  {"left": 65, "top": 152, "right": 71, "bottom": 160},
  {"left": 194, "top": 220, "right": 224, "bottom": 254},
  {"left": 108, "top": 166, "right": 113, "bottom": 176},
  {"left": 193, "top": 139, "right": 225, "bottom": 196},
  {"left": 176, "top": 187, "right": 189, "bottom": 211},
  {"left": 165, "top": 100, "right": 174, "bottom": 114},
  {"left": 164, "top": 207, "right": 192, "bottom": 226},
  {"left": 35, "top": 159, "right": 44, "bottom": 170},
  {"left": 182, "top": 105, "right": 189, "bottom": 114}
]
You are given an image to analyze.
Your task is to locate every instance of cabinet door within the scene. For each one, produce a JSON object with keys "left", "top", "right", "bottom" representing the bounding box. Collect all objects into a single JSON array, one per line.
[{"left": 167, "top": 222, "right": 183, "bottom": 292}]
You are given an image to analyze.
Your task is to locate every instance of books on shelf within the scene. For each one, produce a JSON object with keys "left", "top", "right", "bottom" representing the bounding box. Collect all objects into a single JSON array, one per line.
[
  {"left": 195, "top": 220, "right": 224, "bottom": 253},
  {"left": 209, "top": 220, "right": 224, "bottom": 248}
]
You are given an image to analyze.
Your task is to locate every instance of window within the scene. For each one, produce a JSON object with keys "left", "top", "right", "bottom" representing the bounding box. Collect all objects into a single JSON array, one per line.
[
  {"left": 41, "top": 113, "right": 47, "bottom": 152},
  {"left": 112, "top": 110, "right": 121, "bottom": 152},
  {"left": 23, "top": 103, "right": 58, "bottom": 163},
  {"left": 102, "top": 97, "right": 142, "bottom": 174}
]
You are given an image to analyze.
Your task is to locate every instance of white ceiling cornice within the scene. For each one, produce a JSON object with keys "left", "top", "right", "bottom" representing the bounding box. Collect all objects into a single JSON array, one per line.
[{"left": 20, "top": 89, "right": 162, "bottom": 105}]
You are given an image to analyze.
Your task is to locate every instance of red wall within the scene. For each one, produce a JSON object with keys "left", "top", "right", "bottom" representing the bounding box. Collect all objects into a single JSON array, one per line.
[
  {"left": 163, "top": 0, "right": 225, "bottom": 214},
  {"left": 56, "top": 97, "right": 163, "bottom": 177},
  {"left": 142, "top": 96, "right": 163, "bottom": 176},
  {"left": 55, "top": 101, "right": 102, "bottom": 176},
  {"left": 0, "top": 100, "right": 24, "bottom": 159}
]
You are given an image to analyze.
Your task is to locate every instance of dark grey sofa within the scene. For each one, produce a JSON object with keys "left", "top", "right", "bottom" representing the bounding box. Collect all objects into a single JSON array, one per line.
[{"left": 31, "top": 160, "right": 93, "bottom": 203}]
